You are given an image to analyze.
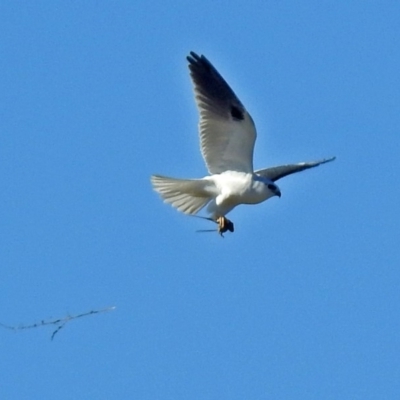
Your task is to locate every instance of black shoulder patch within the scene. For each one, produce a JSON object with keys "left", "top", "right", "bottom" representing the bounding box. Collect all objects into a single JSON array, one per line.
[{"left": 230, "top": 105, "right": 244, "bottom": 120}]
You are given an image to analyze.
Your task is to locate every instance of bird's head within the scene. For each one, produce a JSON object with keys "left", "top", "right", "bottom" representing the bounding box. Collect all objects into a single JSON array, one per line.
[
  {"left": 266, "top": 181, "right": 281, "bottom": 198},
  {"left": 255, "top": 175, "right": 281, "bottom": 198}
]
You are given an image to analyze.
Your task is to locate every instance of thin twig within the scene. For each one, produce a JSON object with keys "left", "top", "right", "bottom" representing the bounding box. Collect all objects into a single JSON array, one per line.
[{"left": 0, "top": 306, "right": 116, "bottom": 340}]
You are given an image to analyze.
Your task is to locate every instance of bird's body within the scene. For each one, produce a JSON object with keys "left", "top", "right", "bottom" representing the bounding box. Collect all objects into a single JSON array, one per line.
[
  {"left": 151, "top": 52, "right": 335, "bottom": 234},
  {"left": 206, "top": 171, "right": 277, "bottom": 217},
  {"left": 152, "top": 171, "right": 277, "bottom": 219}
]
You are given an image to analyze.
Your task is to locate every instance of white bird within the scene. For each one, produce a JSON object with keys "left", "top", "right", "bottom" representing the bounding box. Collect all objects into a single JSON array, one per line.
[{"left": 151, "top": 52, "right": 335, "bottom": 235}]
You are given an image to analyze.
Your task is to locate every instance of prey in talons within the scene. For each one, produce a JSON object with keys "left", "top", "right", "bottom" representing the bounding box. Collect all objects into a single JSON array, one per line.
[
  {"left": 216, "top": 216, "right": 234, "bottom": 236},
  {"left": 193, "top": 215, "right": 234, "bottom": 237}
]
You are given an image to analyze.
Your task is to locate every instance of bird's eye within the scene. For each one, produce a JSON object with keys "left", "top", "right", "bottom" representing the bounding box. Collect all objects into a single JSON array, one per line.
[{"left": 267, "top": 184, "right": 276, "bottom": 191}]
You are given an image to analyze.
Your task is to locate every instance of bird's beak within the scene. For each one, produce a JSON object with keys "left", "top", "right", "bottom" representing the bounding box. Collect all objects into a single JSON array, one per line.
[{"left": 276, "top": 190, "right": 281, "bottom": 198}]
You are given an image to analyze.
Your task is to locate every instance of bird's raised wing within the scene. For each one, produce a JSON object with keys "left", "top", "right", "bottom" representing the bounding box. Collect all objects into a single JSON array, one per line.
[
  {"left": 187, "top": 52, "right": 256, "bottom": 174},
  {"left": 255, "top": 157, "right": 336, "bottom": 182}
]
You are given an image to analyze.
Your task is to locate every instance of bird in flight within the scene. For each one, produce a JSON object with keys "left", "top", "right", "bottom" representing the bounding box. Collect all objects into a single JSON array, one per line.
[{"left": 151, "top": 52, "right": 335, "bottom": 236}]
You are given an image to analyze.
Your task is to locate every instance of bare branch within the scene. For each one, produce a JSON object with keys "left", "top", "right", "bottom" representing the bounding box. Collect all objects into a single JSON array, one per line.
[{"left": 0, "top": 306, "right": 116, "bottom": 340}]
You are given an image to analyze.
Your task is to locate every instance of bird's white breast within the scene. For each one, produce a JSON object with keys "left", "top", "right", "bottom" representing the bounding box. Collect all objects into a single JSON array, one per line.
[{"left": 210, "top": 171, "right": 271, "bottom": 205}]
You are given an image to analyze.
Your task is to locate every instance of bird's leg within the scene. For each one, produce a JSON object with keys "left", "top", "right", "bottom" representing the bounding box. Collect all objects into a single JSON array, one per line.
[{"left": 216, "top": 216, "right": 234, "bottom": 236}]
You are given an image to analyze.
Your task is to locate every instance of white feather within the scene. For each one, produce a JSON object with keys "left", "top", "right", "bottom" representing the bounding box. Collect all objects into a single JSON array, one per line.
[{"left": 151, "top": 175, "right": 213, "bottom": 215}]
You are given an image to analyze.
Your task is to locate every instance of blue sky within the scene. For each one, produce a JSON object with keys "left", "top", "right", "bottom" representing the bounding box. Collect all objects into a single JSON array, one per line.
[{"left": 1, "top": 1, "right": 400, "bottom": 399}]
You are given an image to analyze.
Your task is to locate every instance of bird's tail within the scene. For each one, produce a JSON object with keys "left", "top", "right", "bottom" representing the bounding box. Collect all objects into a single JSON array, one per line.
[{"left": 150, "top": 175, "right": 213, "bottom": 215}]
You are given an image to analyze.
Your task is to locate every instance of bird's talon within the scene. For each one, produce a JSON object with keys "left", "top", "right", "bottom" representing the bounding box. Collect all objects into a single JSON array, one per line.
[{"left": 216, "top": 216, "right": 234, "bottom": 236}]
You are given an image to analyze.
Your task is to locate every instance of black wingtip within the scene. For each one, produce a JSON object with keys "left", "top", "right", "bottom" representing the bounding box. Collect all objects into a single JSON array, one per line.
[
  {"left": 322, "top": 156, "right": 336, "bottom": 164},
  {"left": 187, "top": 51, "right": 214, "bottom": 71},
  {"left": 187, "top": 51, "right": 202, "bottom": 65},
  {"left": 187, "top": 51, "right": 200, "bottom": 61}
]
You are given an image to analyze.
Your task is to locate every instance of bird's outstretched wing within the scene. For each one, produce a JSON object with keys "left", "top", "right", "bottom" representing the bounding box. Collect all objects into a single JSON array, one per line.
[
  {"left": 187, "top": 52, "right": 256, "bottom": 174},
  {"left": 255, "top": 157, "right": 336, "bottom": 182}
]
